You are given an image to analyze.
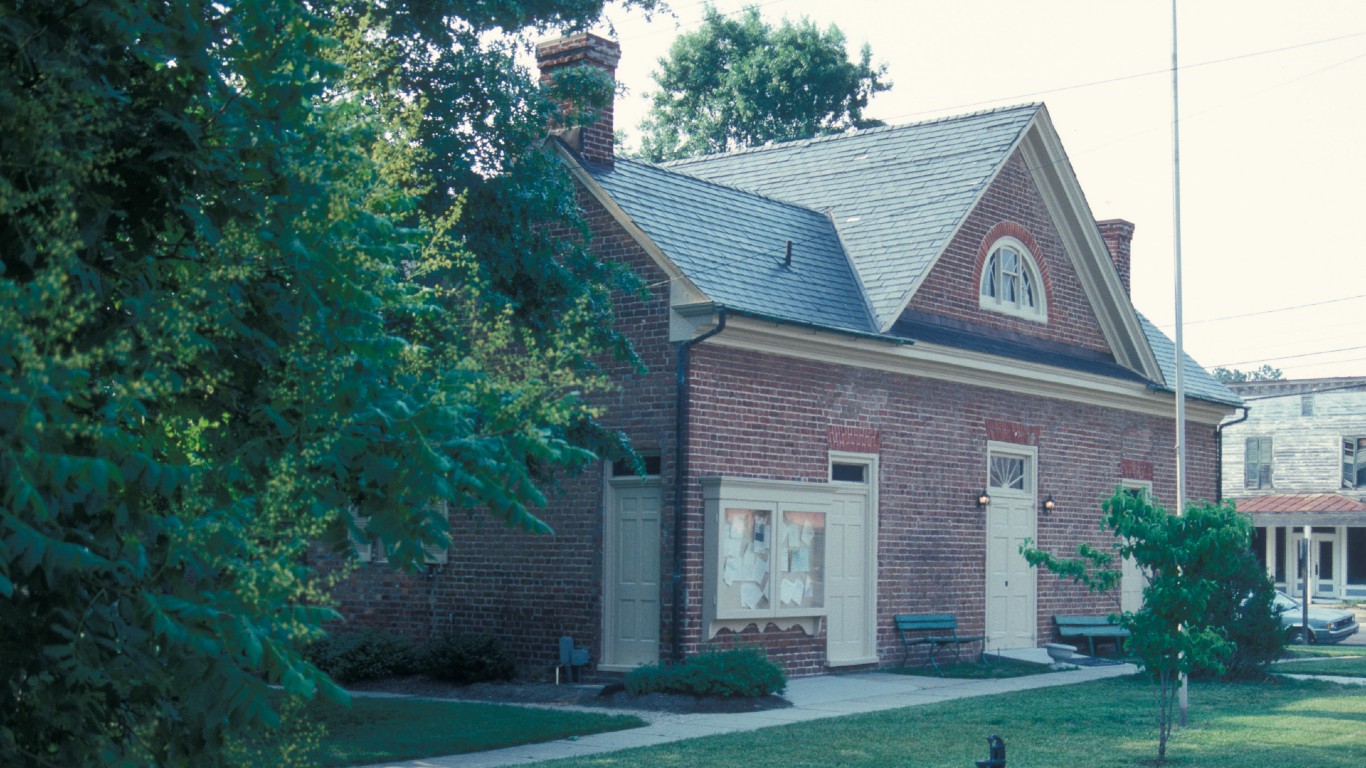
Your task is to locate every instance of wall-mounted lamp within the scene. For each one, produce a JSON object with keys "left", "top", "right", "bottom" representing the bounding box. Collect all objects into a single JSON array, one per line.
[
  {"left": 1041, "top": 494, "right": 1056, "bottom": 514},
  {"left": 977, "top": 491, "right": 992, "bottom": 510}
]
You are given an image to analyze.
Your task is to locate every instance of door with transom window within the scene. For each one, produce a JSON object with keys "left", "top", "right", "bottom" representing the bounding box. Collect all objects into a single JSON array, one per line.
[{"left": 984, "top": 443, "right": 1038, "bottom": 650}]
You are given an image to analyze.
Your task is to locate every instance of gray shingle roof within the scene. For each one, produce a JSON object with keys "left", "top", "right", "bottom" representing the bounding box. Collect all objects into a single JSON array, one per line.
[
  {"left": 1138, "top": 313, "right": 1243, "bottom": 407},
  {"left": 587, "top": 157, "right": 875, "bottom": 332},
  {"left": 666, "top": 104, "right": 1040, "bottom": 330}
]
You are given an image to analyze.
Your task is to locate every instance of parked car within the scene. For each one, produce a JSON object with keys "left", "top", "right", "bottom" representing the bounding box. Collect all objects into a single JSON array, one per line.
[{"left": 1273, "top": 591, "right": 1360, "bottom": 644}]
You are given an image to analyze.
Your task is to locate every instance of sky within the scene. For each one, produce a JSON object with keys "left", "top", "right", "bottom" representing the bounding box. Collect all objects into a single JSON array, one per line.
[{"left": 578, "top": 0, "right": 1366, "bottom": 381}]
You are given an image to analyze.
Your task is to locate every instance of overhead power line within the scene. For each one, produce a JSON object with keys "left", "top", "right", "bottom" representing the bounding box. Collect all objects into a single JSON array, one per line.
[
  {"left": 876, "top": 29, "right": 1366, "bottom": 124},
  {"left": 1158, "top": 293, "right": 1366, "bottom": 328},
  {"left": 1212, "top": 344, "right": 1366, "bottom": 369}
]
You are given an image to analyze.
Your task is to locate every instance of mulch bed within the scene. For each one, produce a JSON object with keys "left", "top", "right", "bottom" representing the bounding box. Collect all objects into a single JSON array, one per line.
[{"left": 346, "top": 675, "right": 792, "bottom": 715}]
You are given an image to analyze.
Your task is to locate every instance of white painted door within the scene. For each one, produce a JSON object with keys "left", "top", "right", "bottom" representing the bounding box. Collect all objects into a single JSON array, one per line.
[
  {"left": 825, "top": 492, "right": 873, "bottom": 664},
  {"left": 984, "top": 445, "right": 1037, "bottom": 650},
  {"left": 1120, "top": 554, "right": 1145, "bottom": 614},
  {"left": 1312, "top": 531, "right": 1339, "bottom": 599},
  {"left": 1290, "top": 529, "right": 1342, "bottom": 600},
  {"left": 604, "top": 482, "right": 661, "bottom": 668}
]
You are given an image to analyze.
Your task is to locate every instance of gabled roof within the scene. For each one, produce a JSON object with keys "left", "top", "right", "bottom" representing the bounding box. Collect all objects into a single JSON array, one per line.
[
  {"left": 666, "top": 104, "right": 1039, "bottom": 331},
  {"left": 553, "top": 105, "right": 1240, "bottom": 411},
  {"left": 585, "top": 157, "right": 875, "bottom": 333},
  {"left": 1138, "top": 314, "right": 1241, "bottom": 407}
]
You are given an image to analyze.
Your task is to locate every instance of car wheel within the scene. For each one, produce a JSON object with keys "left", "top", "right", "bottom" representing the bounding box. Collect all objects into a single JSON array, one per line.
[{"left": 1289, "top": 628, "right": 1311, "bottom": 645}]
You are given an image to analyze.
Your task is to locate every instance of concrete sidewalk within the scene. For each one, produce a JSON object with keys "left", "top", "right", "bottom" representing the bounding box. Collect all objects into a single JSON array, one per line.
[{"left": 362, "top": 656, "right": 1136, "bottom": 768}]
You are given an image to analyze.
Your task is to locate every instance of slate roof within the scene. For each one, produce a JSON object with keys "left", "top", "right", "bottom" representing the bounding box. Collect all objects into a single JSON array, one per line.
[
  {"left": 1138, "top": 313, "right": 1242, "bottom": 407},
  {"left": 666, "top": 104, "right": 1040, "bottom": 330},
  {"left": 586, "top": 157, "right": 875, "bottom": 333},
  {"left": 569, "top": 106, "right": 1239, "bottom": 410}
]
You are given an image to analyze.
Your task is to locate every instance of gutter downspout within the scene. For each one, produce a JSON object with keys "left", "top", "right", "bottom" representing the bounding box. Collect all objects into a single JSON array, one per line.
[
  {"left": 672, "top": 307, "right": 726, "bottom": 664},
  {"left": 1214, "top": 405, "right": 1250, "bottom": 504}
]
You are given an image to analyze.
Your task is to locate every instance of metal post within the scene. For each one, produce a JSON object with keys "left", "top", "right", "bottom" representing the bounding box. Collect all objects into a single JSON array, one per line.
[{"left": 1170, "top": 0, "right": 1189, "bottom": 727}]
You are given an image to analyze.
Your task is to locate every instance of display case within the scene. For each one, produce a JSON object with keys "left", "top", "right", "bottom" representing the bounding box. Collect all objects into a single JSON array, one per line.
[{"left": 703, "top": 477, "right": 829, "bottom": 637}]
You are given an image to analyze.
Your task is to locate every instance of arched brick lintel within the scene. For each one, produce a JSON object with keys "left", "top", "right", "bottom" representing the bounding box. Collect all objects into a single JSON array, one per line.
[{"left": 974, "top": 221, "right": 1054, "bottom": 303}]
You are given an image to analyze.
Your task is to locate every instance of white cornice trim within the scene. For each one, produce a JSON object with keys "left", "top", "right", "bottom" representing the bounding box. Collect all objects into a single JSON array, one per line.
[
  {"left": 1020, "top": 111, "right": 1165, "bottom": 385},
  {"left": 704, "top": 315, "right": 1233, "bottom": 424}
]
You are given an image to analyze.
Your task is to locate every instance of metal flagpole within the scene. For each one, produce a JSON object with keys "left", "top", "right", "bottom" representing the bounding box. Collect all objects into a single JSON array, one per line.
[{"left": 1170, "top": 0, "right": 1190, "bottom": 728}]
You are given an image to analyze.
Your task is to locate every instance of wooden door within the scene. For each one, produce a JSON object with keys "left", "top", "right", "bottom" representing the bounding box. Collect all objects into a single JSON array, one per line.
[{"left": 604, "top": 481, "right": 661, "bottom": 668}]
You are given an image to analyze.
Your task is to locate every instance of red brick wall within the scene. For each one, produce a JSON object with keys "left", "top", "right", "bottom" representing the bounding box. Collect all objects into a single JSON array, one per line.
[
  {"left": 908, "top": 152, "right": 1111, "bottom": 355},
  {"left": 681, "top": 343, "right": 1218, "bottom": 675}
]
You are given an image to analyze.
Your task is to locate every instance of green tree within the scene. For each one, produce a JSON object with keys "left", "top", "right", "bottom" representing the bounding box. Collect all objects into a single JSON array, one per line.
[
  {"left": 1021, "top": 492, "right": 1277, "bottom": 764},
  {"left": 1213, "top": 364, "right": 1283, "bottom": 383},
  {"left": 639, "top": 4, "right": 890, "bottom": 162},
  {"left": 0, "top": 1, "right": 651, "bottom": 765}
]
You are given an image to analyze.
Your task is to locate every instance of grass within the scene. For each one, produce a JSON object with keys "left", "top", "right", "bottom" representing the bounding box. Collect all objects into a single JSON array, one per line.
[
  {"left": 1275, "top": 647, "right": 1366, "bottom": 677},
  {"left": 242, "top": 695, "right": 646, "bottom": 768},
  {"left": 530, "top": 674, "right": 1366, "bottom": 767},
  {"left": 887, "top": 655, "right": 1056, "bottom": 679},
  {"left": 1282, "top": 643, "right": 1363, "bottom": 658}
]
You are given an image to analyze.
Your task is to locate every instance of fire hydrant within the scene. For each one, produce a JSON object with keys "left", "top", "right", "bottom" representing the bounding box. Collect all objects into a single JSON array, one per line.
[{"left": 975, "top": 734, "right": 1005, "bottom": 767}]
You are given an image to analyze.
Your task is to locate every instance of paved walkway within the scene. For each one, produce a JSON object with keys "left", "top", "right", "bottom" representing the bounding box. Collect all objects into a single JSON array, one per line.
[
  {"left": 361, "top": 652, "right": 1136, "bottom": 768},
  {"left": 359, "top": 647, "right": 1366, "bottom": 768}
]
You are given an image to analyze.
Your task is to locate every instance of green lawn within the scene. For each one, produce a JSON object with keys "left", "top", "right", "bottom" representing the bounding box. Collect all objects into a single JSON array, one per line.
[
  {"left": 531, "top": 675, "right": 1366, "bottom": 767},
  {"left": 236, "top": 695, "right": 646, "bottom": 768},
  {"left": 1275, "top": 649, "right": 1366, "bottom": 677}
]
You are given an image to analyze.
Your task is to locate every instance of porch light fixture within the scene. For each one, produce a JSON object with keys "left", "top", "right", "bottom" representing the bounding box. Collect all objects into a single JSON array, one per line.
[
  {"left": 976, "top": 491, "right": 991, "bottom": 510},
  {"left": 1041, "top": 494, "right": 1056, "bottom": 514}
]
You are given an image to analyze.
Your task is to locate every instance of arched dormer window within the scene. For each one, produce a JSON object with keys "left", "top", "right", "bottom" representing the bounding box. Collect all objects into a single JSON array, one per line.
[{"left": 979, "top": 237, "right": 1046, "bottom": 322}]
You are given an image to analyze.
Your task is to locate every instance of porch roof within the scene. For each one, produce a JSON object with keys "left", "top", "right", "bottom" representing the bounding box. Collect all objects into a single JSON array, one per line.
[{"left": 1238, "top": 493, "right": 1366, "bottom": 527}]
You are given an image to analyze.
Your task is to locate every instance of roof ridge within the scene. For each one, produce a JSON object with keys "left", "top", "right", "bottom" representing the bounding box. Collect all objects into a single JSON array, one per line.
[
  {"left": 663, "top": 102, "right": 1043, "bottom": 167},
  {"left": 608, "top": 156, "right": 832, "bottom": 220}
]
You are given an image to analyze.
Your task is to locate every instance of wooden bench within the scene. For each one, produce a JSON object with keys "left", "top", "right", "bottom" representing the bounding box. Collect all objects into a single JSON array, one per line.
[
  {"left": 1054, "top": 615, "right": 1130, "bottom": 657},
  {"left": 894, "top": 614, "right": 987, "bottom": 672}
]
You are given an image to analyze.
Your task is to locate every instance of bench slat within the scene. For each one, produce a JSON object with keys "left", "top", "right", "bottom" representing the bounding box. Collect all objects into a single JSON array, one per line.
[
  {"left": 1053, "top": 614, "right": 1129, "bottom": 658},
  {"left": 1054, "top": 615, "right": 1121, "bottom": 627}
]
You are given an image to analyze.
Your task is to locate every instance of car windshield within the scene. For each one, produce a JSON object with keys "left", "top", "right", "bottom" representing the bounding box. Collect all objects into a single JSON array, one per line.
[{"left": 1273, "top": 593, "right": 1301, "bottom": 613}]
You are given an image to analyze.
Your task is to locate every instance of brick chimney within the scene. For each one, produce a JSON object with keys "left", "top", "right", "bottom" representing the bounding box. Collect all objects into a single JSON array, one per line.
[
  {"left": 535, "top": 33, "right": 620, "bottom": 167},
  {"left": 1097, "top": 219, "right": 1135, "bottom": 297}
]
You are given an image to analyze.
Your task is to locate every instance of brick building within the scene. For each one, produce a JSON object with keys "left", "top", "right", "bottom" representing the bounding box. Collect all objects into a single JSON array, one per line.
[{"left": 333, "top": 34, "right": 1240, "bottom": 677}]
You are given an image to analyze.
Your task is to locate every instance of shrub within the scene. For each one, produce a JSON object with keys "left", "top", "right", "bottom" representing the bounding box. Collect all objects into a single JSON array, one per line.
[
  {"left": 1195, "top": 548, "right": 1286, "bottom": 680},
  {"left": 421, "top": 634, "right": 516, "bottom": 684},
  {"left": 625, "top": 647, "right": 786, "bottom": 698},
  {"left": 304, "top": 631, "right": 421, "bottom": 684}
]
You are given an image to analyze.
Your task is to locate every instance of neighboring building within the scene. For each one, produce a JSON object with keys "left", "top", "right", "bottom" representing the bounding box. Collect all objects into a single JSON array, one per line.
[
  {"left": 1221, "top": 377, "right": 1366, "bottom": 601},
  {"left": 332, "top": 34, "right": 1240, "bottom": 677}
]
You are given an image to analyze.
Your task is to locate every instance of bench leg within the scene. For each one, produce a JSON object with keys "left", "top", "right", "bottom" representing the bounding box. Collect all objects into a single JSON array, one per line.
[{"left": 925, "top": 644, "right": 941, "bottom": 674}]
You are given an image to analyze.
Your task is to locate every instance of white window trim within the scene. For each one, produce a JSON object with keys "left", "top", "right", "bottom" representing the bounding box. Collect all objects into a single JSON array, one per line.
[
  {"left": 979, "top": 236, "right": 1048, "bottom": 323},
  {"left": 348, "top": 503, "right": 449, "bottom": 566},
  {"left": 829, "top": 450, "right": 874, "bottom": 485},
  {"left": 986, "top": 440, "right": 1037, "bottom": 498}
]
